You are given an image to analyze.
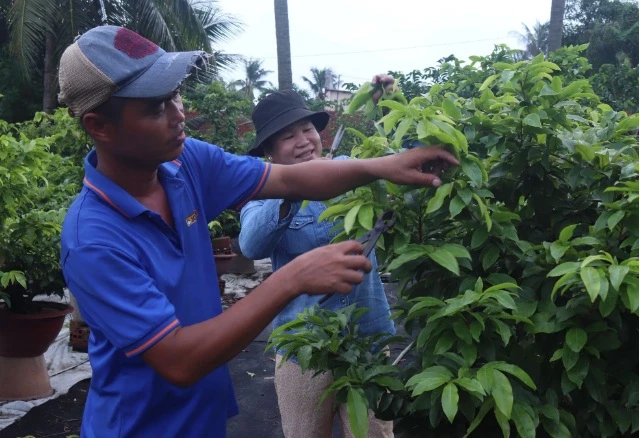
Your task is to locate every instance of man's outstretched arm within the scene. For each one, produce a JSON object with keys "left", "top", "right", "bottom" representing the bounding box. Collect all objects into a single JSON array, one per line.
[{"left": 257, "top": 145, "right": 458, "bottom": 201}]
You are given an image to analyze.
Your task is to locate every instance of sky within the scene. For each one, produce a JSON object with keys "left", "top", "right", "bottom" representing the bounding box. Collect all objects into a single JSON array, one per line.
[{"left": 215, "top": 0, "right": 553, "bottom": 92}]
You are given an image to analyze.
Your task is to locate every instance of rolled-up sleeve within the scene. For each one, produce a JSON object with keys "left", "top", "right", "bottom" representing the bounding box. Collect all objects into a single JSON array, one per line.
[{"left": 239, "top": 199, "right": 303, "bottom": 260}]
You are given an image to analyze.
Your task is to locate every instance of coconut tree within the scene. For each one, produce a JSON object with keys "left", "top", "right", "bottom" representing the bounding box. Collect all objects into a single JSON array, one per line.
[
  {"left": 7, "top": 0, "right": 242, "bottom": 113},
  {"left": 510, "top": 21, "right": 549, "bottom": 59},
  {"left": 548, "top": 0, "right": 567, "bottom": 52},
  {"left": 274, "top": 0, "right": 292, "bottom": 90},
  {"left": 302, "top": 67, "right": 331, "bottom": 100},
  {"left": 233, "top": 58, "right": 273, "bottom": 102}
]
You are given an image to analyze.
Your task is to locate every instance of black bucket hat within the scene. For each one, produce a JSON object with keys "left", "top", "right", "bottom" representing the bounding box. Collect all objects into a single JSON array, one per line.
[{"left": 248, "top": 90, "right": 330, "bottom": 157}]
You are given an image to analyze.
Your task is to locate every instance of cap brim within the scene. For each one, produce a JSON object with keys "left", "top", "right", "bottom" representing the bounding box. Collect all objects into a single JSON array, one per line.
[
  {"left": 113, "top": 51, "right": 207, "bottom": 99},
  {"left": 248, "top": 109, "right": 330, "bottom": 157}
]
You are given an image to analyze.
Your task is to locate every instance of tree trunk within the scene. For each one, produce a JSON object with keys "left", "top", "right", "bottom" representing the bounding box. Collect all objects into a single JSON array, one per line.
[
  {"left": 274, "top": 0, "right": 292, "bottom": 90},
  {"left": 42, "top": 31, "right": 56, "bottom": 113},
  {"left": 548, "top": 0, "right": 566, "bottom": 53}
]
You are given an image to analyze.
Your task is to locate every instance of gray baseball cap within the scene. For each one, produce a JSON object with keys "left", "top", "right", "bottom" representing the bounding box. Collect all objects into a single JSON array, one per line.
[{"left": 58, "top": 25, "right": 208, "bottom": 117}]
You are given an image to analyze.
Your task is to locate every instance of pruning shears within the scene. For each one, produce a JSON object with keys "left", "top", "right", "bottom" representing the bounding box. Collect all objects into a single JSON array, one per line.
[
  {"left": 325, "top": 124, "right": 345, "bottom": 159},
  {"left": 318, "top": 210, "right": 397, "bottom": 304}
]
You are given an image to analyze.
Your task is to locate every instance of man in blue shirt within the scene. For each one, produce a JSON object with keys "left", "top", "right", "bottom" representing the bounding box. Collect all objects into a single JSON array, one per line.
[{"left": 58, "top": 25, "right": 458, "bottom": 437}]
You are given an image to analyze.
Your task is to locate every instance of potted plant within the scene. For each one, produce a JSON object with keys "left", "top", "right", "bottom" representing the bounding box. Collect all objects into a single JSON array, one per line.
[{"left": 0, "top": 113, "right": 80, "bottom": 400}]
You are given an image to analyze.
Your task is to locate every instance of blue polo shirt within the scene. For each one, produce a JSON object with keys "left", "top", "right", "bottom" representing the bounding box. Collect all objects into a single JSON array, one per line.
[{"left": 60, "top": 138, "right": 270, "bottom": 437}]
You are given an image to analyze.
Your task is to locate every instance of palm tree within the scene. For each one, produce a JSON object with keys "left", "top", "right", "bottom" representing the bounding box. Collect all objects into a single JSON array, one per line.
[
  {"left": 8, "top": 0, "right": 242, "bottom": 113},
  {"left": 510, "top": 21, "right": 549, "bottom": 59},
  {"left": 273, "top": 0, "right": 292, "bottom": 90},
  {"left": 548, "top": 0, "right": 566, "bottom": 52},
  {"left": 233, "top": 58, "right": 273, "bottom": 102},
  {"left": 302, "top": 67, "right": 330, "bottom": 100}
]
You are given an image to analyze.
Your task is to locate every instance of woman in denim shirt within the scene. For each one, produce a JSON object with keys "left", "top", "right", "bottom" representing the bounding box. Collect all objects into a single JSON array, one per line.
[{"left": 239, "top": 84, "right": 395, "bottom": 438}]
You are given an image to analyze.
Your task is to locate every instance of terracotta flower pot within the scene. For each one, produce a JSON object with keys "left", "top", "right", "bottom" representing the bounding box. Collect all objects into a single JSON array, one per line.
[{"left": 0, "top": 302, "right": 73, "bottom": 358}]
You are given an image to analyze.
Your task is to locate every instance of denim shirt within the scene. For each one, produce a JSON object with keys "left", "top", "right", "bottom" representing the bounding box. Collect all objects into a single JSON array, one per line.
[{"left": 239, "top": 178, "right": 396, "bottom": 351}]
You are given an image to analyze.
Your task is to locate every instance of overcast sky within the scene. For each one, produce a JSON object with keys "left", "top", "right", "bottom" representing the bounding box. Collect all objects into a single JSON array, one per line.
[{"left": 216, "top": 0, "right": 553, "bottom": 91}]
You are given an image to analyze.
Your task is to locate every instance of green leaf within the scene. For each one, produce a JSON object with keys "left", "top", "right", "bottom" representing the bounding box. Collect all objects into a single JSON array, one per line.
[
  {"left": 387, "top": 249, "right": 425, "bottom": 271},
  {"left": 550, "top": 241, "right": 569, "bottom": 262},
  {"left": 344, "top": 205, "right": 361, "bottom": 234},
  {"left": 562, "top": 345, "right": 579, "bottom": 371},
  {"left": 580, "top": 267, "right": 602, "bottom": 302},
  {"left": 469, "top": 320, "right": 483, "bottom": 342},
  {"left": 548, "top": 262, "right": 581, "bottom": 277},
  {"left": 609, "top": 265, "right": 630, "bottom": 291},
  {"left": 491, "top": 370, "right": 513, "bottom": 419},
  {"left": 357, "top": 204, "right": 374, "bottom": 231},
  {"left": 411, "top": 375, "right": 451, "bottom": 396},
  {"left": 318, "top": 203, "right": 353, "bottom": 222},
  {"left": 297, "top": 345, "right": 312, "bottom": 371},
  {"left": 490, "top": 362, "right": 537, "bottom": 390},
  {"left": 566, "top": 356, "right": 589, "bottom": 388},
  {"left": 427, "top": 183, "right": 453, "bottom": 214},
  {"left": 482, "top": 245, "right": 500, "bottom": 271},
  {"left": 442, "top": 383, "right": 459, "bottom": 423},
  {"left": 575, "top": 144, "right": 595, "bottom": 161},
  {"left": 471, "top": 228, "right": 488, "bottom": 249},
  {"left": 479, "top": 74, "right": 499, "bottom": 91},
  {"left": 607, "top": 210, "right": 625, "bottom": 230},
  {"left": 565, "top": 328, "right": 588, "bottom": 353},
  {"left": 442, "top": 99, "right": 462, "bottom": 119},
  {"left": 427, "top": 248, "right": 460, "bottom": 275},
  {"left": 512, "top": 404, "right": 536, "bottom": 438},
  {"left": 449, "top": 195, "right": 466, "bottom": 217},
  {"left": 456, "top": 377, "right": 485, "bottom": 396},
  {"left": 464, "top": 399, "right": 494, "bottom": 437},
  {"left": 434, "top": 332, "right": 456, "bottom": 355},
  {"left": 494, "top": 407, "right": 511, "bottom": 438},
  {"left": 461, "top": 158, "right": 483, "bottom": 187},
  {"left": 441, "top": 244, "right": 472, "bottom": 260},
  {"left": 559, "top": 224, "right": 577, "bottom": 242},
  {"left": 523, "top": 113, "right": 542, "bottom": 128},
  {"left": 347, "top": 388, "right": 369, "bottom": 438},
  {"left": 374, "top": 376, "right": 405, "bottom": 391}
]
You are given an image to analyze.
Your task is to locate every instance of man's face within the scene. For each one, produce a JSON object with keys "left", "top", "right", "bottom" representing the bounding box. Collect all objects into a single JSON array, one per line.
[
  {"left": 106, "top": 91, "right": 186, "bottom": 166},
  {"left": 268, "top": 118, "right": 323, "bottom": 165}
]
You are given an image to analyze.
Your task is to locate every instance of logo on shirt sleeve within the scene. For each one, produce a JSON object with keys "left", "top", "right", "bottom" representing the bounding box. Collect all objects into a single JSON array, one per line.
[{"left": 185, "top": 210, "right": 198, "bottom": 227}]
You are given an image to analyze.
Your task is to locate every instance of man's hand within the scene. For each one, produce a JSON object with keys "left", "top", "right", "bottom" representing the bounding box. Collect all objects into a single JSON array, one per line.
[
  {"left": 371, "top": 73, "right": 396, "bottom": 104},
  {"left": 376, "top": 145, "right": 460, "bottom": 188},
  {"left": 284, "top": 240, "right": 372, "bottom": 296}
]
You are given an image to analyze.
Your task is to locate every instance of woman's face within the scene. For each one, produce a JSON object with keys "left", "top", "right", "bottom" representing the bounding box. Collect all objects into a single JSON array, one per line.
[{"left": 267, "top": 118, "right": 323, "bottom": 165}]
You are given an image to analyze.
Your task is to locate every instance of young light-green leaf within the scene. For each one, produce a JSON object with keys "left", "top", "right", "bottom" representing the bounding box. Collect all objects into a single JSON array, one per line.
[
  {"left": 609, "top": 265, "right": 630, "bottom": 291},
  {"left": 441, "top": 383, "right": 459, "bottom": 423},
  {"left": 580, "top": 267, "right": 602, "bottom": 302},
  {"left": 344, "top": 204, "right": 361, "bottom": 234},
  {"left": 357, "top": 204, "right": 374, "bottom": 231},
  {"left": 548, "top": 262, "right": 581, "bottom": 277},
  {"left": 346, "top": 387, "right": 369, "bottom": 438},
  {"left": 523, "top": 113, "right": 542, "bottom": 128}
]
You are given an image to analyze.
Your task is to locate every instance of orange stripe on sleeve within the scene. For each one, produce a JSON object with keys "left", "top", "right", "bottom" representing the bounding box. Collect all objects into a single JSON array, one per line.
[
  {"left": 234, "top": 163, "right": 271, "bottom": 211},
  {"left": 125, "top": 319, "right": 180, "bottom": 357},
  {"left": 84, "top": 178, "right": 129, "bottom": 218}
]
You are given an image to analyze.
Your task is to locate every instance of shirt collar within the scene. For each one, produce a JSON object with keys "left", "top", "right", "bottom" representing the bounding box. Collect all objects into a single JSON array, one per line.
[{"left": 83, "top": 149, "right": 182, "bottom": 218}]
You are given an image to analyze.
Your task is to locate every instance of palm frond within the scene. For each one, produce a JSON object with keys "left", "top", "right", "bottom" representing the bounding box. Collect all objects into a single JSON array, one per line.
[{"left": 8, "top": 0, "right": 59, "bottom": 77}]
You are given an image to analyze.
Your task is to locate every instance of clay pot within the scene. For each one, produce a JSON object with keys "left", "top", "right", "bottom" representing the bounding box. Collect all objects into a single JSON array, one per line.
[
  {"left": 0, "top": 302, "right": 73, "bottom": 358},
  {"left": 0, "top": 302, "right": 73, "bottom": 401}
]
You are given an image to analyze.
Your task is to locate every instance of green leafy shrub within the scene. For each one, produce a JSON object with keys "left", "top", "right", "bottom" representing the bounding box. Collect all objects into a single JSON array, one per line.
[
  {"left": 0, "top": 110, "right": 83, "bottom": 313},
  {"left": 183, "top": 81, "right": 254, "bottom": 155},
  {"left": 269, "top": 47, "right": 639, "bottom": 437}
]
